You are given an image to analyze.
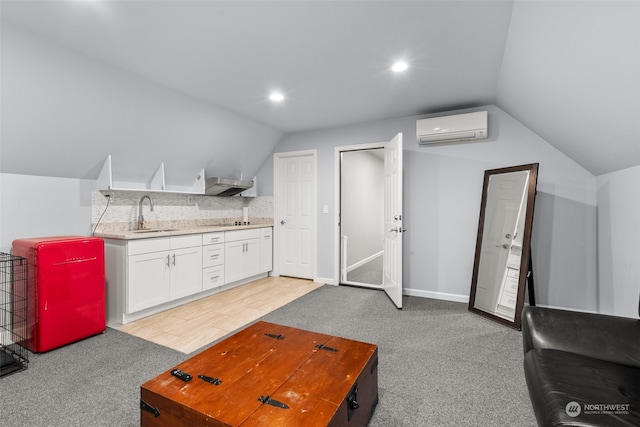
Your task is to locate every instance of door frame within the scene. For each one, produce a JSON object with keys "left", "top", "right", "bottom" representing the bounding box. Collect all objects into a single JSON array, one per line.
[
  {"left": 273, "top": 149, "right": 318, "bottom": 280},
  {"left": 333, "top": 142, "right": 386, "bottom": 287}
]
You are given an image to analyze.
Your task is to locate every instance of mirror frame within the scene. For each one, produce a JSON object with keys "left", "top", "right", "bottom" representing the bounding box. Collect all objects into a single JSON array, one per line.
[{"left": 468, "top": 163, "right": 539, "bottom": 330}]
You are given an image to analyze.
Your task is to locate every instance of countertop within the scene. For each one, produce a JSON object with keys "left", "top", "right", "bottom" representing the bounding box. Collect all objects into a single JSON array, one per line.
[{"left": 95, "top": 223, "right": 273, "bottom": 240}]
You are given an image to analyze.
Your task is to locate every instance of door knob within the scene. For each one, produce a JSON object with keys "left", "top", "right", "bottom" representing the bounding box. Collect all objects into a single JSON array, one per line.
[
  {"left": 280, "top": 220, "right": 286, "bottom": 225},
  {"left": 390, "top": 228, "right": 407, "bottom": 233}
]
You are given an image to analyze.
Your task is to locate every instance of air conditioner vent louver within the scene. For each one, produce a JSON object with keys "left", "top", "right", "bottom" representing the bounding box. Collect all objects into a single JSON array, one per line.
[{"left": 417, "top": 111, "right": 488, "bottom": 145}]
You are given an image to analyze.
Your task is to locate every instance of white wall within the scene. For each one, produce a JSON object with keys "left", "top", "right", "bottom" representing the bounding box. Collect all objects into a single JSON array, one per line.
[
  {"left": 0, "top": 173, "right": 95, "bottom": 253},
  {"left": 262, "top": 105, "right": 602, "bottom": 312},
  {"left": 596, "top": 165, "right": 640, "bottom": 318}
]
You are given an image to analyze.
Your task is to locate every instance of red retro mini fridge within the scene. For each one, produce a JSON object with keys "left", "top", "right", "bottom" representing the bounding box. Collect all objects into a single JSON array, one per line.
[{"left": 12, "top": 236, "right": 106, "bottom": 353}]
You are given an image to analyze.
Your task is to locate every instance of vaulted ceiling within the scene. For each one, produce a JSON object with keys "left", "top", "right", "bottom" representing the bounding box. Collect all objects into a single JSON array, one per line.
[{"left": 2, "top": 1, "right": 639, "bottom": 177}]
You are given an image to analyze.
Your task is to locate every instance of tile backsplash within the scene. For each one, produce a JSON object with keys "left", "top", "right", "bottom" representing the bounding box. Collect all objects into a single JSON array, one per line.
[{"left": 92, "top": 190, "right": 273, "bottom": 233}]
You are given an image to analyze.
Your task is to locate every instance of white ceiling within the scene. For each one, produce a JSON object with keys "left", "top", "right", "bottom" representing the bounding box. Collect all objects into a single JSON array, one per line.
[{"left": 2, "top": 0, "right": 639, "bottom": 176}]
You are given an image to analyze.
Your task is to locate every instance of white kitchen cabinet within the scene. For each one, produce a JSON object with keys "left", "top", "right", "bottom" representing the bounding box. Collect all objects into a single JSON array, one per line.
[
  {"left": 170, "top": 244, "right": 203, "bottom": 300},
  {"left": 224, "top": 229, "right": 261, "bottom": 284},
  {"left": 126, "top": 234, "right": 202, "bottom": 314},
  {"left": 104, "top": 226, "right": 272, "bottom": 326},
  {"left": 261, "top": 227, "right": 273, "bottom": 273},
  {"left": 127, "top": 249, "right": 171, "bottom": 313},
  {"left": 202, "top": 231, "right": 225, "bottom": 291}
]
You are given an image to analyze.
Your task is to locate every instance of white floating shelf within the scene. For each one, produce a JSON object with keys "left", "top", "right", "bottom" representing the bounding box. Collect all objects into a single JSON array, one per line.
[{"left": 97, "top": 155, "right": 206, "bottom": 195}]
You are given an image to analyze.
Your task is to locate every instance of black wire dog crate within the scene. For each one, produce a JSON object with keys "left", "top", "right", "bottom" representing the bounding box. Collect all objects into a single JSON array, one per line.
[{"left": 0, "top": 253, "right": 29, "bottom": 377}]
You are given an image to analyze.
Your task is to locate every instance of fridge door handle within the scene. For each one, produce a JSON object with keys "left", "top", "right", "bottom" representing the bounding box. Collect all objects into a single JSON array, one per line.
[{"left": 53, "top": 257, "right": 98, "bottom": 266}]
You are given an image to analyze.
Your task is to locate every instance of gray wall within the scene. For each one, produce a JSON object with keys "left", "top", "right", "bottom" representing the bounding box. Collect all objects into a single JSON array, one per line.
[
  {"left": 1, "top": 22, "right": 636, "bottom": 317},
  {"left": 0, "top": 173, "right": 95, "bottom": 253},
  {"left": 259, "top": 105, "right": 602, "bottom": 313},
  {"left": 596, "top": 165, "right": 640, "bottom": 318},
  {"left": 1, "top": 23, "right": 282, "bottom": 183}
]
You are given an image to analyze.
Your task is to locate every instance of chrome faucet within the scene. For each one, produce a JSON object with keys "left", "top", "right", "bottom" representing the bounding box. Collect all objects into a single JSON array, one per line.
[{"left": 137, "top": 195, "right": 154, "bottom": 230}]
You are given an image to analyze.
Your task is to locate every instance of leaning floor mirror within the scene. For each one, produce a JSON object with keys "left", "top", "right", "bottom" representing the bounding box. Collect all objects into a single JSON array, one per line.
[{"left": 468, "top": 163, "right": 539, "bottom": 330}]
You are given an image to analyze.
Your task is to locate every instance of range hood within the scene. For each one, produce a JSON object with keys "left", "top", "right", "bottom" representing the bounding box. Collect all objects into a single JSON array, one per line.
[{"left": 204, "top": 177, "right": 254, "bottom": 196}]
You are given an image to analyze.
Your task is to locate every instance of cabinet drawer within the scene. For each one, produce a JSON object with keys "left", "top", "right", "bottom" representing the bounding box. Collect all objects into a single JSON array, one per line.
[
  {"left": 225, "top": 228, "right": 261, "bottom": 242},
  {"left": 170, "top": 234, "right": 202, "bottom": 249},
  {"left": 203, "top": 266, "right": 224, "bottom": 291},
  {"left": 128, "top": 237, "right": 170, "bottom": 256},
  {"left": 203, "top": 232, "right": 225, "bottom": 245},
  {"left": 203, "top": 244, "right": 224, "bottom": 268}
]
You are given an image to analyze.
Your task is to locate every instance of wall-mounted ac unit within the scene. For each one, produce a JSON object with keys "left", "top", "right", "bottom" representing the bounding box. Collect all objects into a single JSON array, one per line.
[{"left": 417, "top": 111, "right": 488, "bottom": 144}]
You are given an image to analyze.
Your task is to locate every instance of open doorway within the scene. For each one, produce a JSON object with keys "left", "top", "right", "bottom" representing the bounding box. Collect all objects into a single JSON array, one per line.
[
  {"left": 334, "top": 134, "right": 403, "bottom": 308},
  {"left": 339, "top": 148, "right": 385, "bottom": 289}
]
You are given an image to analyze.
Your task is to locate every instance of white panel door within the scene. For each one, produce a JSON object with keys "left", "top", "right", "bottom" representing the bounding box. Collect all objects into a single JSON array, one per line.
[
  {"left": 278, "top": 152, "right": 316, "bottom": 279},
  {"left": 382, "top": 133, "right": 403, "bottom": 308}
]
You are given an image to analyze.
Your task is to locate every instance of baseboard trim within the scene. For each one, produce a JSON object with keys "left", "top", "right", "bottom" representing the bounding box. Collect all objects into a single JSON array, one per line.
[
  {"left": 403, "top": 288, "right": 469, "bottom": 304},
  {"left": 316, "top": 277, "right": 335, "bottom": 286}
]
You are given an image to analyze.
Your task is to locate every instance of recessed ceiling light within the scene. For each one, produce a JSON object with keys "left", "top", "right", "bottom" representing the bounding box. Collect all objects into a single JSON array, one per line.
[
  {"left": 391, "top": 61, "right": 409, "bottom": 72},
  {"left": 269, "top": 92, "right": 285, "bottom": 102}
]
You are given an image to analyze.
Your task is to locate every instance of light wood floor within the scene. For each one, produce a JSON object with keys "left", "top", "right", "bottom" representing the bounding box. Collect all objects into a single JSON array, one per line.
[{"left": 119, "top": 276, "right": 323, "bottom": 354}]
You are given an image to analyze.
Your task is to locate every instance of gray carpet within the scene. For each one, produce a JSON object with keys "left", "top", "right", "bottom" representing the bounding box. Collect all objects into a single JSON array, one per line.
[{"left": 0, "top": 285, "right": 536, "bottom": 426}]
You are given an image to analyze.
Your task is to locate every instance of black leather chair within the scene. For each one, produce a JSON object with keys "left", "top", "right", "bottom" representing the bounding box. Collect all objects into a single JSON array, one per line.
[{"left": 522, "top": 303, "right": 640, "bottom": 426}]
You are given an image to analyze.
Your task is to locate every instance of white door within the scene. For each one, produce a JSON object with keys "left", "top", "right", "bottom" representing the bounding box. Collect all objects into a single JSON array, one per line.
[
  {"left": 276, "top": 151, "right": 316, "bottom": 279},
  {"left": 382, "top": 133, "right": 403, "bottom": 308}
]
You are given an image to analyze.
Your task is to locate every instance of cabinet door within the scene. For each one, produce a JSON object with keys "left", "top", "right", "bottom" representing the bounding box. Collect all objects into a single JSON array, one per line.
[
  {"left": 244, "top": 238, "right": 261, "bottom": 278},
  {"left": 170, "top": 246, "right": 202, "bottom": 300},
  {"left": 128, "top": 251, "right": 170, "bottom": 313},
  {"left": 224, "top": 240, "right": 245, "bottom": 284},
  {"left": 260, "top": 228, "right": 273, "bottom": 273}
]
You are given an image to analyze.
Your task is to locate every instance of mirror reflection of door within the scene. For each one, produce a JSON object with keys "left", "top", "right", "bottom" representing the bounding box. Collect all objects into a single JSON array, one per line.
[
  {"left": 474, "top": 170, "right": 530, "bottom": 319},
  {"left": 340, "top": 149, "right": 384, "bottom": 288},
  {"left": 468, "top": 162, "right": 538, "bottom": 330}
]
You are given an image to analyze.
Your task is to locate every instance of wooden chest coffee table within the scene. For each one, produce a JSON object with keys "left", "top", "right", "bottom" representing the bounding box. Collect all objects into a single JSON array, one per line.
[{"left": 140, "top": 321, "right": 379, "bottom": 426}]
